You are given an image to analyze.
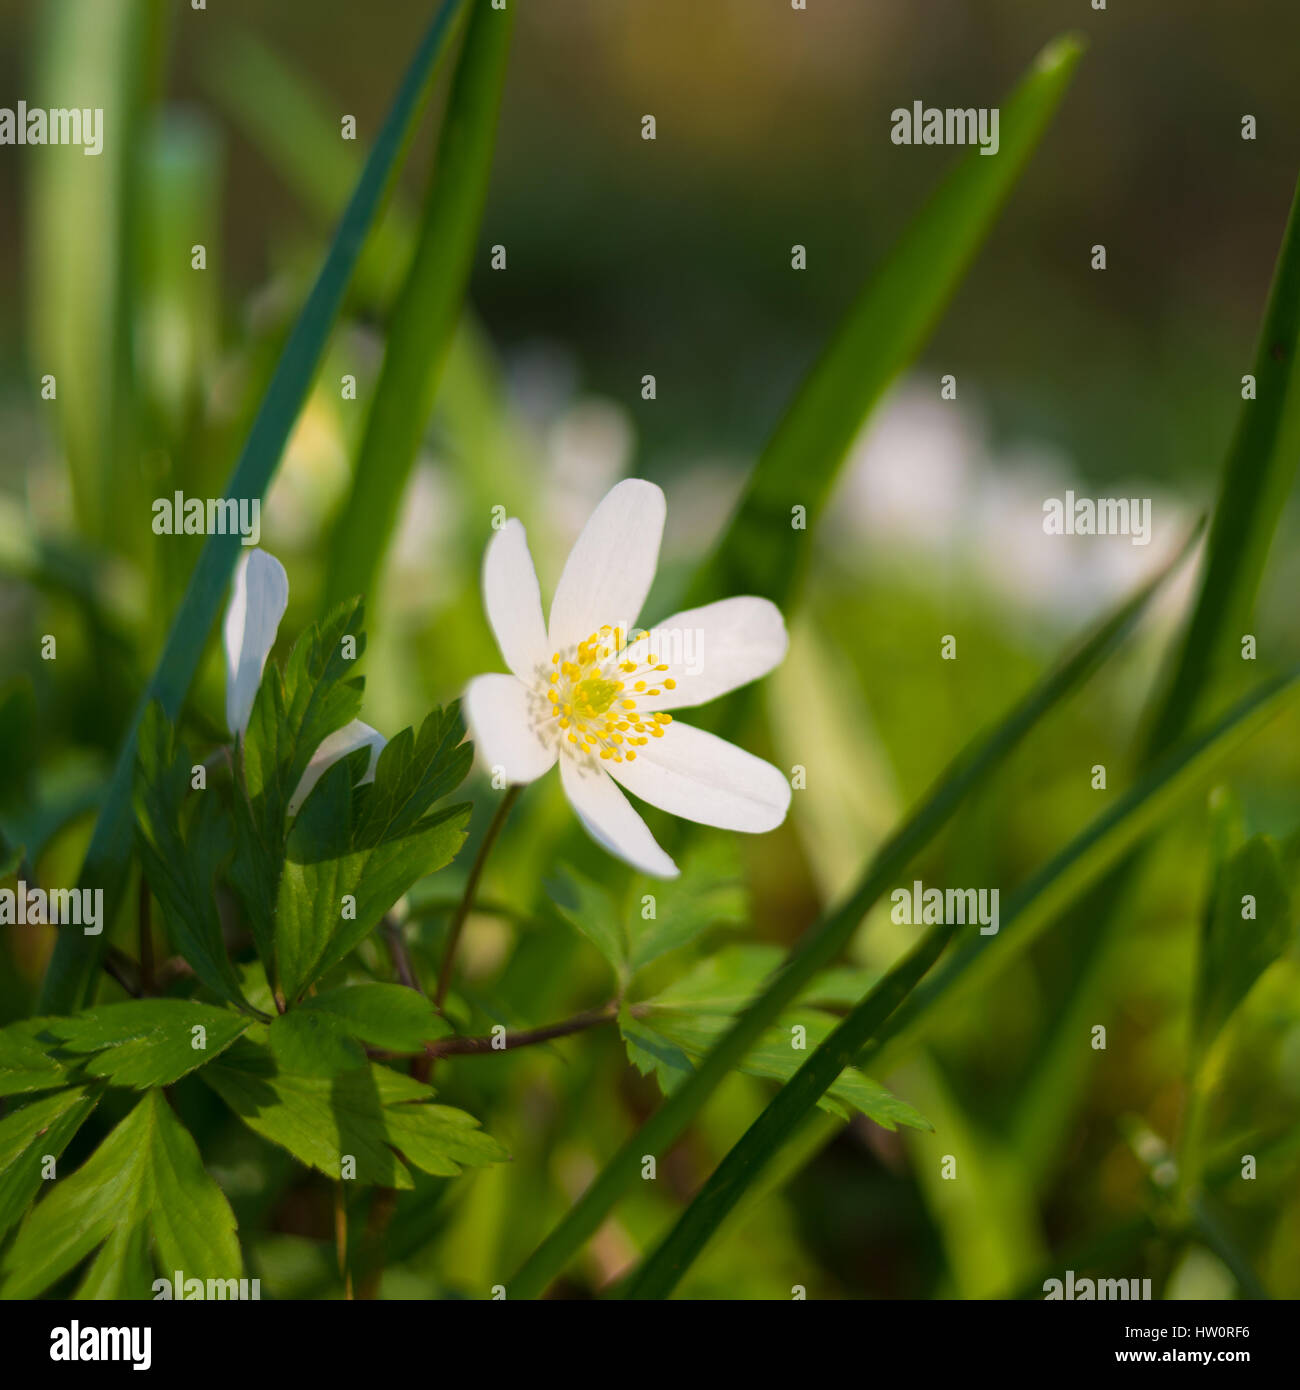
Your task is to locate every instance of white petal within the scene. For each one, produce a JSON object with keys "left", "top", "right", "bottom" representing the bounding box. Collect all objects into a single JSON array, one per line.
[
  {"left": 548, "top": 478, "right": 665, "bottom": 652},
  {"left": 463, "top": 674, "right": 557, "bottom": 785},
  {"left": 483, "top": 518, "right": 549, "bottom": 681},
  {"left": 609, "top": 721, "right": 791, "bottom": 833},
  {"left": 559, "top": 755, "right": 678, "bottom": 878},
  {"left": 288, "top": 720, "right": 387, "bottom": 817},
  {"left": 223, "top": 549, "right": 289, "bottom": 736},
  {"left": 621, "top": 596, "right": 787, "bottom": 712}
]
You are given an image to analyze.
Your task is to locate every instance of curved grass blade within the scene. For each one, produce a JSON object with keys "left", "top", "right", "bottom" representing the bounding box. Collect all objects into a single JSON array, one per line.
[
  {"left": 1144, "top": 173, "right": 1300, "bottom": 760},
  {"left": 505, "top": 528, "right": 1191, "bottom": 1299},
  {"left": 38, "top": 0, "right": 470, "bottom": 1013},
  {"left": 323, "top": 0, "right": 515, "bottom": 611},
  {"left": 681, "top": 32, "right": 1084, "bottom": 616},
  {"left": 626, "top": 666, "right": 1300, "bottom": 1297},
  {"left": 1006, "top": 173, "right": 1300, "bottom": 1181}
]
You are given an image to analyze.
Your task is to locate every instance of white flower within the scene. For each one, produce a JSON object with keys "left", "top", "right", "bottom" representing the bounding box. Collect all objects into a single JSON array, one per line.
[
  {"left": 464, "top": 479, "right": 791, "bottom": 879},
  {"left": 221, "top": 548, "right": 386, "bottom": 816}
]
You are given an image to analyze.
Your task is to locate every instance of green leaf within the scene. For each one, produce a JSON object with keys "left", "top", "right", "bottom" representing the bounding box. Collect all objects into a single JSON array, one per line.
[
  {"left": 272, "top": 705, "right": 472, "bottom": 1001},
  {"left": 507, "top": 511, "right": 1195, "bottom": 1299},
  {"left": 323, "top": 0, "right": 515, "bottom": 610},
  {"left": 45, "top": 1000, "right": 252, "bottom": 1089},
  {"left": 630, "top": 1006, "right": 928, "bottom": 1131},
  {"left": 681, "top": 33, "right": 1084, "bottom": 621},
  {"left": 1194, "top": 834, "right": 1293, "bottom": 1052},
  {"left": 296, "top": 983, "right": 449, "bottom": 1054},
  {"left": 0, "top": 1089, "right": 241, "bottom": 1299},
  {"left": 548, "top": 869, "right": 626, "bottom": 980},
  {"left": 229, "top": 598, "right": 368, "bottom": 980},
  {"left": 550, "top": 840, "right": 748, "bottom": 982},
  {"left": 0, "top": 1086, "right": 101, "bottom": 1241},
  {"left": 133, "top": 702, "right": 250, "bottom": 1008},
  {"left": 38, "top": 0, "right": 473, "bottom": 1013},
  {"left": 0, "top": 1018, "right": 70, "bottom": 1096},
  {"left": 202, "top": 1035, "right": 506, "bottom": 1188}
]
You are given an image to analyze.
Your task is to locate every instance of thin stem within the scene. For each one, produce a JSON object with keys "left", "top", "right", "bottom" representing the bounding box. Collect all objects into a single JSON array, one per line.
[
  {"left": 334, "top": 1183, "right": 353, "bottom": 1300},
  {"left": 138, "top": 877, "right": 154, "bottom": 994},
  {"left": 383, "top": 913, "right": 422, "bottom": 993},
  {"left": 425, "top": 1003, "right": 623, "bottom": 1059},
  {"left": 434, "top": 786, "right": 520, "bottom": 1011}
]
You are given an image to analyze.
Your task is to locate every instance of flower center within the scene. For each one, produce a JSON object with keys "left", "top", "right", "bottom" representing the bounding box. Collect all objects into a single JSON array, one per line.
[{"left": 536, "top": 625, "right": 677, "bottom": 765}]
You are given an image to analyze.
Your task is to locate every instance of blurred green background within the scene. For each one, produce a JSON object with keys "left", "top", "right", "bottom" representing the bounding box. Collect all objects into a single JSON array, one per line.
[{"left": 1, "top": 0, "right": 1299, "bottom": 1299}]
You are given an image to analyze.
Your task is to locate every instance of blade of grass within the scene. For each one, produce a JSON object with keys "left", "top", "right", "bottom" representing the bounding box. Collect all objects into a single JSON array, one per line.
[
  {"left": 505, "top": 527, "right": 1191, "bottom": 1298},
  {"left": 322, "top": 0, "right": 514, "bottom": 612},
  {"left": 681, "top": 32, "right": 1084, "bottom": 617},
  {"left": 627, "top": 666, "right": 1300, "bottom": 1297},
  {"left": 38, "top": 0, "right": 470, "bottom": 1013},
  {"left": 1006, "top": 171, "right": 1300, "bottom": 1183}
]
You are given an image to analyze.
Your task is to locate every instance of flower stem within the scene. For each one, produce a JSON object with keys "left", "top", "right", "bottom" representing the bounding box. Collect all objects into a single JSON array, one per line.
[
  {"left": 425, "top": 1002, "right": 626, "bottom": 1059},
  {"left": 434, "top": 785, "right": 520, "bottom": 1011},
  {"left": 334, "top": 1183, "right": 353, "bottom": 1300}
]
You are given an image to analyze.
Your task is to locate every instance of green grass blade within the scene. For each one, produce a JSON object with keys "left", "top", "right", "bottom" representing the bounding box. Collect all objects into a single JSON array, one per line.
[
  {"left": 322, "top": 0, "right": 514, "bottom": 611},
  {"left": 1144, "top": 174, "right": 1300, "bottom": 759},
  {"left": 682, "top": 33, "right": 1084, "bottom": 613},
  {"left": 37, "top": 0, "right": 470, "bottom": 1013},
  {"left": 627, "top": 666, "right": 1300, "bottom": 1297},
  {"left": 505, "top": 530, "right": 1189, "bottom": 1299},
  {"left": 1005, "top": 173, "right": 1300, "bottom": 1180}
]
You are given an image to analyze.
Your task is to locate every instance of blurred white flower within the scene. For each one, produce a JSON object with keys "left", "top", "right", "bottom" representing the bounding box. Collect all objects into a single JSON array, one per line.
[{"left": 464, "top": 479, "right": 791, "bottom": 879}]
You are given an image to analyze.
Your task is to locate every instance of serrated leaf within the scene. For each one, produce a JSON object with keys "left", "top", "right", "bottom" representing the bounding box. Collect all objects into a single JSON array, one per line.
[
  {"left": 269, "top": 1009, "right": 367, "bottom": 1077},
  {"left": 551, "top": 841, "right": 748, "bottom": 982},
  {"left": 272, "top": 705, "right": 472, "bottom": 1000},
  {"left": 0, "top": 1086, "right": 101, "bottom": 1241},
  {"left": 202, "top": 1035, "right": 506, "bottom": 1188},
  {"left": 548, "top": 869, "right": 627, "bottom": 980},
  {"left": 133, "top": 703, "right": 250, "bottom": 1009},
  {"left": 46, "top": 1000, "right": 252, "bottom": 1089},
  {"left": 229, "top": 598, "right": 367, "bottom": 978},
  {"left": 628, "top": 841, "right": 747, "bottom": 973},
  {"left": 1194, "top": 833, "right": 1294, "bottom": 1051},
  {"left": 0, "top": 1090, "right": 242, "bottom": 1298},
  {"left": 296, "top": 983, "right": 449, "bottom": 1053},
  {"left": 632, "top": 1005, "right": 927, "bottom": 1131},
  {"left": 0, "top": 1017, "right": 70, "bottom": 1096}
]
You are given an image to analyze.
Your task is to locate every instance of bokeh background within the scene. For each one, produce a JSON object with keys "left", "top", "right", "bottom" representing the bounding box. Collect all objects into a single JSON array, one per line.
[{"left": 1, "top": 0, "right": 1299, "bottom": 1298}]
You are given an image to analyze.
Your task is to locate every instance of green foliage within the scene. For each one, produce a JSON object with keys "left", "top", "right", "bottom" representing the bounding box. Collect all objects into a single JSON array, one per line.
[
  {"left": 43, "top": 1000, "right": 253, "bottom": 1089},
  {"left": 272, "top": 706, "right": 472, "bottom": 1002},
  {"left": 1194, "top": 828, "right": 1294, "bottom": 1057},
  {"left": 0, "top": 1087, "right": 101, "bottom": 1242},
  {"left": 324, "top": 0, "right": 515, "bottom": 609},
  {"left": 0, "top": 1090, "right": 242, "bottom": 1299},
  {"left": 229, "top": 597, "right": 367, "bottom": 982},
  {"left": 683, "top": 34, "right": 1085, "bottom": 619},
  {"left": 0, "top": 1017, "right": 71, "bottom": 1096},
  {"left": 134, "top": 704, "right": 251, "bottom": 1009},
  {"left": 202, "top": 1033, "right": 507, "bottom": 1188},
  {"left": 37, "top": 0, "right": 473, "bottom": 1014},
  {"left": 549, "top": 840, "right": 747, "bottom": 985}
]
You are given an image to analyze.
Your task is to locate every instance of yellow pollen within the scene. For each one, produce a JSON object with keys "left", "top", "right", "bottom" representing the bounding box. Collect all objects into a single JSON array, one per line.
[{"left": 664, "top": 678, "right": 676, "bottom": 689}]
